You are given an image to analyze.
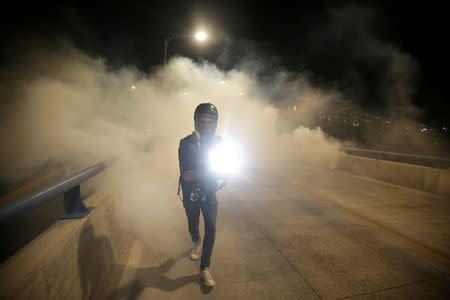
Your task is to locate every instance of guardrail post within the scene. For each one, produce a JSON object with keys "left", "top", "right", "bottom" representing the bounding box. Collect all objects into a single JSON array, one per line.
[{"left": 60, "top": 185, "right": 92, "bottom": 219}]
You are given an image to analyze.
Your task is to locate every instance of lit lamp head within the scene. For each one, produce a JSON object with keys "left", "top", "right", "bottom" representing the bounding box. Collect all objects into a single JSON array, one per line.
[{"left": 195, "top": 31, "right": 207, "bottom": 42}]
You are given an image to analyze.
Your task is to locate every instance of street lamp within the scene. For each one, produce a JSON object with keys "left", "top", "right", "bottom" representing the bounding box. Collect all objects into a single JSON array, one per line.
[
  {"left": 164, "top": 31, "right": 208, "bottom": 66},
  {"left": 195, "top": 31, "right": 207, "bottom": 41}
]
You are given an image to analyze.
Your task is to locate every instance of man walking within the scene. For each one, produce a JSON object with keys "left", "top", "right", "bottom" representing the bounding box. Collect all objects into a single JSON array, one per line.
[{"left": 178, "top": 103, "right": 223, "bottom": 287}]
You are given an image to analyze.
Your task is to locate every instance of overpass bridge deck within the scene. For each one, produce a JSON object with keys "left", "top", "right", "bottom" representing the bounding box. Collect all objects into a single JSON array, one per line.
[{"left": 1, "top": 167, "right": 449, "bottom": 299}]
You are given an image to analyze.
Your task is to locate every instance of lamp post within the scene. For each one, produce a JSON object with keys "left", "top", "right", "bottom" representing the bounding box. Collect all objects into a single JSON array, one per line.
[{"left": 164, "top": 31, "right": 207, "bottom": 66}]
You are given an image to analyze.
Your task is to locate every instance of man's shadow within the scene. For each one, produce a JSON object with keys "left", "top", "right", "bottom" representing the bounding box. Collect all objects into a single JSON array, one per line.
[
  {"left": 78, "top": 221, "right": 117, "bottom": 299},
  {"left": 77, "top": 221, "right": 212, "bottom": 300},
  {"left": 107, "top": 250, "right": 213, "bottom": 300}
]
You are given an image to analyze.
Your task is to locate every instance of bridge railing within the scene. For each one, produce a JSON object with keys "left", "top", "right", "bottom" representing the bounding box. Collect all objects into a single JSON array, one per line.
[
  {"left": 341, "top": 147, "right": 450, "bottom": 169},
  {"left": 0, "top": 159, "right": 115, "bottom": 223}
]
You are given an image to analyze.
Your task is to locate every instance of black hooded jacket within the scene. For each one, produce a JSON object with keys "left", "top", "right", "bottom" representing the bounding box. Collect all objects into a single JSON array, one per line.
[{"left": 178, "top": 132, "right": 223, "bottom": 200}]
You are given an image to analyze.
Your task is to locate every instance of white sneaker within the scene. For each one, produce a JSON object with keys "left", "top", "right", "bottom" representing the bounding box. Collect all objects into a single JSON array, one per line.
[
  {"left": 189, "top": 242, "right": 202, "bottom": 260},
  {"left": 201, "top": 267, "right": 215, "bottom": 287}
]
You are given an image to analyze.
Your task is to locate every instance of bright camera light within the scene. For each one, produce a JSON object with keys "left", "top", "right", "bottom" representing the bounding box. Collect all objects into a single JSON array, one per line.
[
  {"left": 209, "top": 140, "right": 241, "bottom": 175},
  {"left": 195, "top": 31, "right": 207, "bottom": 41}
]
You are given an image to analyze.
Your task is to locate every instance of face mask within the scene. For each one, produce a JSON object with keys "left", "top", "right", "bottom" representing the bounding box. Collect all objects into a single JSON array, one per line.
[
  {"left": 197, "top": 122, "right": 216, "bottom": 139},
  {"left": 195, "top": 117, "right": 217, "bottom": 139}
]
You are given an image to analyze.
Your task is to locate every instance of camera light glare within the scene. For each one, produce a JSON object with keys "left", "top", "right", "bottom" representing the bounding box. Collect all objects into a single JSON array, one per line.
[{"left": 209, "top": 140, "right": 241, "bottom": 175}]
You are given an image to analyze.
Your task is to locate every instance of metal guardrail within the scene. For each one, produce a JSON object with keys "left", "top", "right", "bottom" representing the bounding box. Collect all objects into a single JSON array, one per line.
[
  {"left": 341, "top": 147, "right": 450, "bottom": 168},
  {"left": 0, "top": 159, "right": 114, "bottom": 223}
]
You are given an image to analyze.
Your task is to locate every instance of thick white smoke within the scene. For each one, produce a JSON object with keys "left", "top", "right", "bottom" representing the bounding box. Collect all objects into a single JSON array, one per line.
[{"left": 0, "top": 41, "right": 343, "bottom": 247}]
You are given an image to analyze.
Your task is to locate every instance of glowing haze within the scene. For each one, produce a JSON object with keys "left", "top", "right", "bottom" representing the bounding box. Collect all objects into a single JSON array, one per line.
[
  {"left": 0, "top": 41, "right": 343, "bottom": 246},
  {"left": 0, "top": 41, "right": 343, "bottom": 178}
]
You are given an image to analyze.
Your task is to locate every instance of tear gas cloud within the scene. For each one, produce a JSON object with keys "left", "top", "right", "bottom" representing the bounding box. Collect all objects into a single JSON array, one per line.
[
  {"left": 0, "top": 42, "right": 345, "bottom": 181},
  {"left": 0, "top": 34, "right": 432, "bottom": 247},
  {"left": 0, "top": 41, "right": 344, "bottom": 244}
]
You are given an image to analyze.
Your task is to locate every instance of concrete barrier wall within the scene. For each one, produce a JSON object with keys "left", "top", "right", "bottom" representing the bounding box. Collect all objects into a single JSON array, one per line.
[
  {"left": 435, "top": 170, "right": 450, "bottom": 196},
  {"left": 337, "top": 154, "right": 450, "bottom": 197},
  {"left": 0, "top": 192, "right": 135, "bottom": 300}
]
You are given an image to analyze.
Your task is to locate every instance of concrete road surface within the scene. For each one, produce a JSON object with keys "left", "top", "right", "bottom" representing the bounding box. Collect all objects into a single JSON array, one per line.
[{"left": 108, "top": 167, "right": 450, "bottom": 299}]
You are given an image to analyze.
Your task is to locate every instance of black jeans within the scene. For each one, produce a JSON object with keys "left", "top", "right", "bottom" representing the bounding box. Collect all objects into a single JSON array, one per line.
[{"left": 183, "top": 192, "right": 218, "bottom": 270}]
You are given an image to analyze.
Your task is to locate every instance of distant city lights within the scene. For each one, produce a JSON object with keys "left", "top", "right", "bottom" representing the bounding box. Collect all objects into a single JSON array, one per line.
[{"left": 306, "top": 101, "right": 448, "bottom": 151}]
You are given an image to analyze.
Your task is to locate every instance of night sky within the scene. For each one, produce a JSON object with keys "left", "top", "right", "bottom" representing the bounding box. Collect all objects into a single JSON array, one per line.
[{"left": 1, "top": 0, "right": 449, "bottom": 126}]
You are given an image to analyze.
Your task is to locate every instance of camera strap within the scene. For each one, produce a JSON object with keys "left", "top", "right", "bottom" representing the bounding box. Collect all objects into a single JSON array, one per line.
[
  {"left": 177, "top": 175, "right": 183, "bottom": 201},
  {"left": 215, "top": 176, "right": 229, "bottom": 191}
]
